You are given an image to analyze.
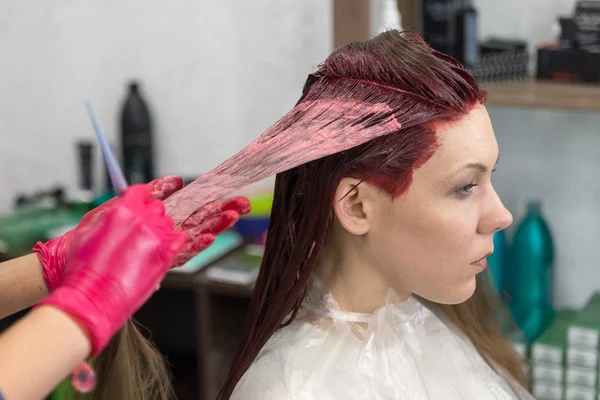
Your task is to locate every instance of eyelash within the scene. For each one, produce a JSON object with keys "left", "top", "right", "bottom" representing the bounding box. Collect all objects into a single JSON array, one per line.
[
  {"left": 455, "top": 168, "right": 497, "bottom": 199},
  {"left": 456, "top": 183, "right": 478, "bottom": 199}
]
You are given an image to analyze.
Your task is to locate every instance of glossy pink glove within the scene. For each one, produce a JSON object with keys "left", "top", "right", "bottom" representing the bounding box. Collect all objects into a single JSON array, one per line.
[
  {"left": 34, "top": 176, "right": 251, "bottom": 291},
  {"left": 37, "top": 185, "right": 185, "bottom": 357}
]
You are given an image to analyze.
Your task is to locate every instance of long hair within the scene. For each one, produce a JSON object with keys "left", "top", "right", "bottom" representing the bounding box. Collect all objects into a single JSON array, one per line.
[
  {"left": 64, "top": 321, "right": 173, "bottom": 400},
  {"left": 217, "top": 30, "right": 523, "bottom": 399}
]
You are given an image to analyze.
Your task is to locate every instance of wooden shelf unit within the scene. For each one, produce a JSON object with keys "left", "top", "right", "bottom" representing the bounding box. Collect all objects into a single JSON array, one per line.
[{"left": 482, "top": 80, "right": 600, "bottom": 112}]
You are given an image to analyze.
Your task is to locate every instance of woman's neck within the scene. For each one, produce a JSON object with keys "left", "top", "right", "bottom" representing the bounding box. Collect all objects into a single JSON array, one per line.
[{"left": 315, "top": 236, "right": 409, "bottom": 314}]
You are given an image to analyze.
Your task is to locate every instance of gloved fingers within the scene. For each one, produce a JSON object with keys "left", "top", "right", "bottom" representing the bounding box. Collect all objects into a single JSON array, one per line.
[
  {"left": 184, "top": 210, "right": 241, "bottom": 237},
  {"left": 147, "top": 175, "right": 184, "bottom": 200},
  {"left": 181, "top": 196, "right": 251, "bottom": 230},
  {"left": 171, "top": 212, "right": 240, "bottom": 267},
  {"left": 220, "top": 196, "right": 252, "bottom": 214},
  {"left": 173, "top": 234, "right": 216, "bottom": 267}
]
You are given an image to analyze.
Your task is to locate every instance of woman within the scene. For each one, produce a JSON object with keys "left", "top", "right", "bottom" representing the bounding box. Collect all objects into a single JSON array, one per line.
[
  {"left": 217, "top": 30, "right": 533, "bottom": 399},
  {"left": 0, "top": 175, "right": 250, "bottom": 399},
  {"left": 0, "top": 184, "right": 185, "bottom": 400}
]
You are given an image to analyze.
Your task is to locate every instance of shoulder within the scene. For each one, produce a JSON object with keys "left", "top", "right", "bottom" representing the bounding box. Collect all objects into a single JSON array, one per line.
[
  {"left": 230, "top": 321, "right": 322, "bottom": 400},
  {"left": 229, "top": 341, "right": 296, "bottom": 400},
  {"left": 231, "top": 372, "right": 292, "bottom": 400}
]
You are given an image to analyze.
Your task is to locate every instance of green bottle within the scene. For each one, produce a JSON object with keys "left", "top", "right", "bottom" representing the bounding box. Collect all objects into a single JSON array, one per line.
[{"left": 507, "top": 201, "right": 555, "bottom": 342}]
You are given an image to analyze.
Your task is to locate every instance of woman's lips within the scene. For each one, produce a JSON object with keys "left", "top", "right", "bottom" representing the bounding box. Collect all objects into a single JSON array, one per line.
[{"left": 470, "top": 252, "right": 492, "bottom": 270}]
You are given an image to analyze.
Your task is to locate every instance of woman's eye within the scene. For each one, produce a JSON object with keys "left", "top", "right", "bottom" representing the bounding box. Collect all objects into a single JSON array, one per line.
[{"left": 455, "top": 183, "right": 478, "bottom": 199}]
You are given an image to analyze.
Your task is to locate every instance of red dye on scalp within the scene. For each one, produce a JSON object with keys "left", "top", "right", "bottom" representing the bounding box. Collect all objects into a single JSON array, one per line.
[{"left": 164, "top": 34, "right": 483, "bottom": 230}]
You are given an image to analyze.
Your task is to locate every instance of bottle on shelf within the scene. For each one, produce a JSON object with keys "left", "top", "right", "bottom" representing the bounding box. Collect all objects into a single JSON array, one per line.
[
  {"left": 506, "top": 200, "right": 555, "bottom": 342},
  {"left": 120, "top": 80, "right": 155, "bottom": 185}
]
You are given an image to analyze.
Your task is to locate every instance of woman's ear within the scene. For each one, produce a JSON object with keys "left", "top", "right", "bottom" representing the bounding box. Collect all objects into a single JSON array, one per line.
[{"left": 332, "top": 178, "right": 373, "bottom": 236}]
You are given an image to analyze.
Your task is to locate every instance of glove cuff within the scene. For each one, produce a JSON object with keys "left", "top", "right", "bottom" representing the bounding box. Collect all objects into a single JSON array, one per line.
[
  {"left": 36, "top": 281, "right": 121, "bottom": 357},
  {"left": 33, "top": 237, "right": 67, "bottom": 292}
]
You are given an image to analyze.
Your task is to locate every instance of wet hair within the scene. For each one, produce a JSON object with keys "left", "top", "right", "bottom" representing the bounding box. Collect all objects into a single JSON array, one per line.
[{"left": 217, "top": 30, "right": 523, "bottom": 399}]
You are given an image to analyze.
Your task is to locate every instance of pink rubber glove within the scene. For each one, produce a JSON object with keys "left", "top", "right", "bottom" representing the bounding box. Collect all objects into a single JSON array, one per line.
[
  {"left": 172, "top": 195, "right": 251, "bottom": 267},
  {"left": 37, "top": 185, "right": 185, "bottom": 357},
  {"left": 34, "top": 176, "right": 251, "bottom": 291}
]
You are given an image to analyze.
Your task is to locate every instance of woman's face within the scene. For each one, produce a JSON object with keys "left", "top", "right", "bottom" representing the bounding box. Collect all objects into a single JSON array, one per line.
[
  {"left": 374, "top": 105, "right": 512, "bottom": 304},
  {"left": 331, "top": 105, "right": 512, "bottom": 306}
]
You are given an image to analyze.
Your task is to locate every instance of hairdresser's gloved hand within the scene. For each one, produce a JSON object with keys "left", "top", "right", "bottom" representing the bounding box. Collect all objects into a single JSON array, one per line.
[
  {"left": 37, "top": 185, "right": 185, "bottom": 357},
  {"left": 33, "top": 176, "right": 182, "bottom": 292},
  {"left": 172, "top": 195, "right": 251, "bottom": 267},
  {"left": 34, "top": 175, "right": 251, "bottom": 291}
]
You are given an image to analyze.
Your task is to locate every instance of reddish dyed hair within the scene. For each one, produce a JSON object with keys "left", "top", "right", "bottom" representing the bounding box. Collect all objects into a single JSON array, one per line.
[{"left": 217, "top": 30, "right": 522, "bottom": 399}]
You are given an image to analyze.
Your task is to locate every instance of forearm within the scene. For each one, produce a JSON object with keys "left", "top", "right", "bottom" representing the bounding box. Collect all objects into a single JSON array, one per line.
[
  {"left": 0, "top": 254, "right": 49, "bottom": 319},
  {"left": 0, "top": 305, "right": 90, "bottom": 400}
]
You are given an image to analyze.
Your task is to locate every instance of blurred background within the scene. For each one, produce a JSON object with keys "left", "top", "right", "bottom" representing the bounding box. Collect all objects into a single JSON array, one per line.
[{"left": 1, "top": 0, "right": 600, "bottom": 399}]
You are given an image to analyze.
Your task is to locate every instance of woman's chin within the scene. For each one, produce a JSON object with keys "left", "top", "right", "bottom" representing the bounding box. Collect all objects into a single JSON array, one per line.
[{"left": 419, "top": 277, "right": 477, "bottom": 305}]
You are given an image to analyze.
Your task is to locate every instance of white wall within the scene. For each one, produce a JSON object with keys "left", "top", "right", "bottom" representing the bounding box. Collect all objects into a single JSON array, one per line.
[
  {"left": 474, "top": 0, "right": 575, "bottom": 50},
  {"left": 0, "top": 0, "right": 332, "bottom": 210}
]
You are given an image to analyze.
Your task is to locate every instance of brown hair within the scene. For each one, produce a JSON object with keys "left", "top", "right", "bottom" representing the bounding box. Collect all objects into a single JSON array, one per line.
[
  {"left": 65, "top": 320, "right": 172, "bottom": 400},
  {"left": 217, "top": 29, "right": 524, "bottom": 399}
]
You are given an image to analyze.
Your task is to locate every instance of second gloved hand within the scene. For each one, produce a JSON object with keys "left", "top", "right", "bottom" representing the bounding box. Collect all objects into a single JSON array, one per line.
[
  {"left": 34, "top": 176, "right": 251, "bottom": 291},
  {"left": 37, "top": 185, "right": 185, "bottom": 357}
]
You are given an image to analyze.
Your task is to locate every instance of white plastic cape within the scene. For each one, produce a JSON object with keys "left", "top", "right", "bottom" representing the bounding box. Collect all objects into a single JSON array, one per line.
[{"left": 232, "top": 275, "right": 534, "bottom": 400}]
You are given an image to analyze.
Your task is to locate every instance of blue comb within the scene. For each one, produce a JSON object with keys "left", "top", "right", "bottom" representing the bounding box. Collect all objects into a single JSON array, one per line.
[{"left": 84, "top": 101, "right": 128, "bottom": 194}]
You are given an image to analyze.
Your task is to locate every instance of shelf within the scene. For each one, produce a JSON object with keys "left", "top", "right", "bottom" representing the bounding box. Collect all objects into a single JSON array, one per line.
[
  {"left": 481, "top": 80, "right": 600, "bottom": 113},
  {"left": 198, "top": 274, "right": 254, "bottom": 298}
]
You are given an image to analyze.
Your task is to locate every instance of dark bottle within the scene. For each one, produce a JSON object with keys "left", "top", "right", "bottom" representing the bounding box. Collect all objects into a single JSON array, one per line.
[
  {"left": 454, "top": 3, "right": 479, "bottom": 71},
  {"left": 120, "top": 81, "right": 154, "bottom": 185},
  {"left": 421, "top": 0, "right": 457, "bottom": 57},
  {"left": 76, "top": 140, "right": 94, "bottom": 195}
]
